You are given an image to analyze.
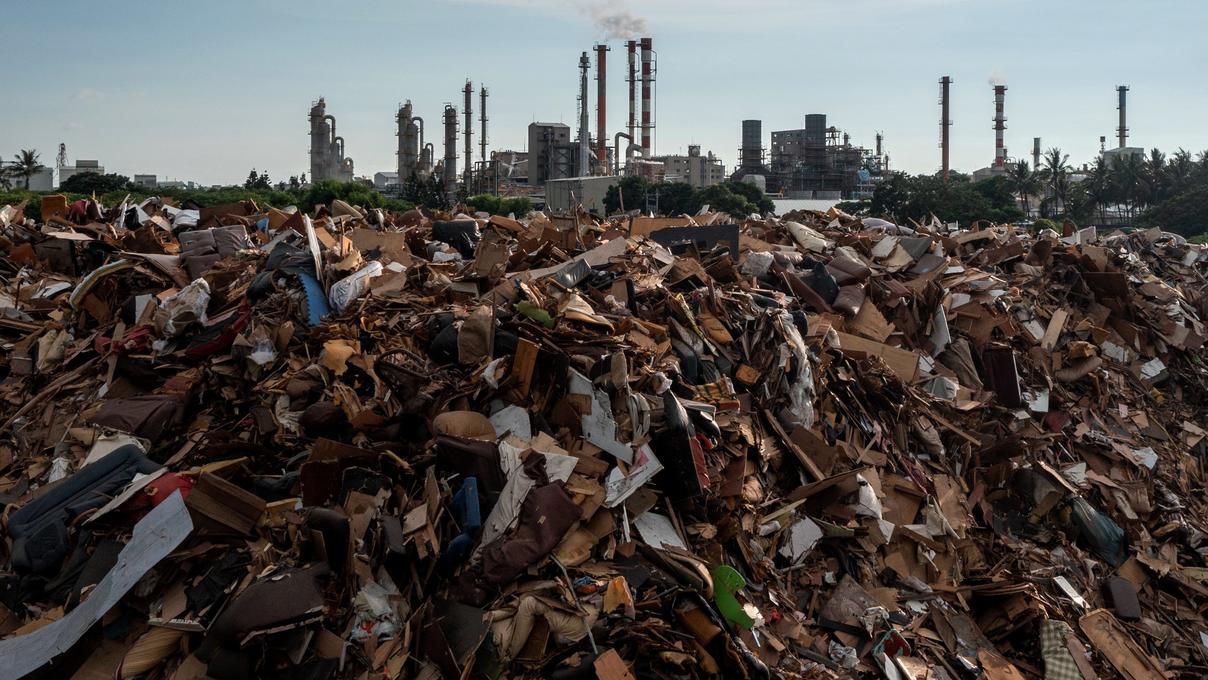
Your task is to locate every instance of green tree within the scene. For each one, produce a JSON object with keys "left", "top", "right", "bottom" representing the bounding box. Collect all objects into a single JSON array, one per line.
[
  {"left": 655, "top": 182, "right": 699, "bottom": 216},
  {"left": 244, "top": 169, "right": 271, "bottom": 191},
  {"left": 1040, "top": 147, "right": 1071, "bottom": 218},
  {"left": 720, "top": 181, "right": 775, "bottom": 214},
  {"left": 402, "top": 174, "right": 448, "bottom": 210},
  {"left": 1138, "top": 185, "right": 1208, "bottom": 237},
  {"left": 1005, "top": 159, "right": 1041, "bottom": 218},
  {"left": 603, "top": 176, "right": 650, "bottom": 214},
  {"left": 60, "top": 171, "right": 131, "bottom": 194},
  {"left": 695, "top": 184, "right": 758, "bottom": 216},
  {"left": 11, "top": 149, "right": 45, "bottom": 190}
]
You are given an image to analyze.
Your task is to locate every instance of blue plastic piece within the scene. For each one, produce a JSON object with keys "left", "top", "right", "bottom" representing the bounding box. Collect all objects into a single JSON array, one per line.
[{"left": 297, "top": 272, "right": 330, "bottom": 326}]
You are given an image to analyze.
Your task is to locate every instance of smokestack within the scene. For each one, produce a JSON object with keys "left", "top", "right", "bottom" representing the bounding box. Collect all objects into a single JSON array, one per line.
[
  {"left": 1117, "top": 85, "right": 1129, "bottom": 148},
  {"left": 443, "top": 104, "right": 458, "bottom": 194},
  {"left": 480, "top": 86, "right": 488, "bottom": 165},
  {"left": 627, "top": 40, "right": 637, "bottom": 152},
  {"left": 578, "top": 52, "right": 591, "bottom": 177},
  {"left": 640, "top": 37, "right": 654, "bottom": 155},
  {"left": 1100, "top": 135, "right": 1107, "bottom": 155},
  {"left": 993, "top": 84, "right": 1007, "bottom": 169},
  {"left": 463, "top": 81, "right": 473, "bottom": 189},
  {"left": 1032, "top": 137, "right": 1040, "bottom": 171},
  {"left": 595, "top": 44, "right": 609, "bottom": 170},
  {"left": 940, "top": 76, "right": 951, "bottom": 181},
  {"left": 875, "top": 132, "right": 883, "bottom": 158}
]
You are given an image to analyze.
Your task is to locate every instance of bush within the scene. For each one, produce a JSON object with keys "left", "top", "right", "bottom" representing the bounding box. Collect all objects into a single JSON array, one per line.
[
  {"left": 466, "top": 194, "right": 532, "bottom": 217},
  {"left": 59, "top": 172, "right": 132, "bottom": 194}
]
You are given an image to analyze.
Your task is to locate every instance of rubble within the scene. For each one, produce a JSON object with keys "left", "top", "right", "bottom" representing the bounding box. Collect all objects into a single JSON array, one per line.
[{"left": 1, "top": 195, "right": 1208, "bottom": 679}]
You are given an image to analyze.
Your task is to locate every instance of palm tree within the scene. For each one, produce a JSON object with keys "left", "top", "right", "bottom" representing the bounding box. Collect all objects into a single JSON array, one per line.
[
  {"left": 1041, "top": 148, "right": 1071, "bottom": 217},
  {"left": 1005, "top": 160, "right": 1041, "bottom": 217},
  {"left": 11, "top": 149, "right": 45, "bottom": 190},
  {"left": 1165, "top": 149, "right": 1193, "bottom": 195},
  {"left": 0, "top": 165, "right": 12, "bottom": 191},
  {"left": 1141, "top": 148, "right": 1167, "bottom": 205},
  {"left": 1084, "top": 156, "right": 1111, "bottom": 223}
]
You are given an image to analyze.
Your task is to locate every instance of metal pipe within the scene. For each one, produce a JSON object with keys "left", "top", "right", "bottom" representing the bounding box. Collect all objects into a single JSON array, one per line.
[
  {"left": 324, "top": 114, "right": 336, "bottom": 143},
  {"left": 614, "top": 131, "right": 632, "bottom": 176},
  {"left": 640, "top": 37, "right": 653, "bottom": 155},
  {"left": 595, "top": 44, "right": 609, "bottom": 168}
]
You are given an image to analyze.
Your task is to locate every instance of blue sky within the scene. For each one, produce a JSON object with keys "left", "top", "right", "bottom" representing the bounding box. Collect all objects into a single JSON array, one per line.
[{"left": 2, "top": 0, "right": 1204, "bottom": 185}]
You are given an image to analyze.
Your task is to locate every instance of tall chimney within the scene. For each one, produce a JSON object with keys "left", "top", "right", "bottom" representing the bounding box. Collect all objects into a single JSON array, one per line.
[
  {"left": 640, "top": 37, "right": 654, "bottom": 156},
  {"left": 480, "top": 86, "right": 488, "bottom": 165},
  {"left": 1032, "top": 137, "right": 1041, "bottom": 171},
  {"left": 627, "top": 41, "right": 637, "bottom": 151},
  {"left": 443, "top": 104, "right": 458, "bottom": 194},
  {"left": 1100, "top": 135, "right": 1107, "bottom": 155},
  {"left": 463, "top": 81, "right": 473, "bottom": 190},
  {"left": 875, "top": 132, "right": 883, "bottom": 158},
  {"left": 1117, "top": 85, "right": 1129, "bottom": 148},
  {"left": 940, "top": 76, "right": 951, "bottom": 181},
  {"left": 595, "top": 44, "right": 609, "bottom": 170},
  {"left": 993, "top": 84, "right": 1007, "bottom": 169},
  {"left": 578, "top": 52, "right": 591, "bottom": 177}
]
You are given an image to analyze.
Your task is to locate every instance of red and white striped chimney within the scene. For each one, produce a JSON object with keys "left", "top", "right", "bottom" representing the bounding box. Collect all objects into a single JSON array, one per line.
[
  {"left": 640, "top": 37, "right": 653, "bottom": 156},
  {"left": 993, "top": 84, "right": 1007, "bottom": 169}
]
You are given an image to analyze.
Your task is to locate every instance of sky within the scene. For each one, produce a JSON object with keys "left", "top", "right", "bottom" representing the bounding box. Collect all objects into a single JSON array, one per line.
[{"left": 2, "top": 0, "right": 1205, "bottom": 186}]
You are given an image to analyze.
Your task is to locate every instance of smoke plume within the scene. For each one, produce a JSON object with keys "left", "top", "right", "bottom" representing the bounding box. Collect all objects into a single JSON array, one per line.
[
  {"left": 582, "top": 2, "right": 647, "bottom": 39},
  {"left": 987, "top": 70, "right": 1006, "bottom": 87}
]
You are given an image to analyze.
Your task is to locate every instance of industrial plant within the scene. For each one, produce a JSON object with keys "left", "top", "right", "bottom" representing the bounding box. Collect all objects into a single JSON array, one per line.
[{"left": 301, "top": 37, "right": 1147, "bottom": 212}]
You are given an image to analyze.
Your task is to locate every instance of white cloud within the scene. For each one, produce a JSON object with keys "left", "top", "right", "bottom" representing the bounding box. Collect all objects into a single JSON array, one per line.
[{"left": 74, "top": 87, "right": 103, "bottom": 101}]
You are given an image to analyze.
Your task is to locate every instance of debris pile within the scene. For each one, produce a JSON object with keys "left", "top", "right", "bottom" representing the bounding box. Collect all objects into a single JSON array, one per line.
[{"left": 1, "top": 192, "right": 1207, "bottom": 680}]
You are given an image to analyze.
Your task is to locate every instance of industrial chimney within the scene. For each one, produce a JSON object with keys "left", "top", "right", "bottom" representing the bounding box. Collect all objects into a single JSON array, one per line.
[
  {"left": 480, "top": 86, "right": 488, "bottom": 165},
  {"left": 578, "top": 52, "right": 591, "bottom": 177},
  {"left": 442, "top": 104, "right": 458, "bottom": 194},
  {"left": 939, "top": 76, "right": 952, "bottom": 181},
  {"left": 627, "top": 41, "right": 637, "bottom": 151},
  {"left": 463, "top": 81, "right": 473, "bottom": 190},
  {"left": 1117, "top": 85, "right": 1129, "bottom": 148},
  {"left": 595, "top": 44, "right": 609, "bottom": 170},
  {"left": 640, "top": 38, "right": 654, "bottom": 156},
  {"left": 1032, "top": 137, "right": 1041, "bottom": 172},
  {"left": 993, "top": 84, "right": 1007, "bottom": 170}
]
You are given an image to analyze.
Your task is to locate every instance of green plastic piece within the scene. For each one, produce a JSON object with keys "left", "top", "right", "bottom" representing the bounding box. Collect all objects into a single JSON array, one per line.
[
  {"left": 513, "top": 301, "right": 555, "bottom": 328},
  {"left": 711, "top": 565, "right": 755, "bottom": 630}
]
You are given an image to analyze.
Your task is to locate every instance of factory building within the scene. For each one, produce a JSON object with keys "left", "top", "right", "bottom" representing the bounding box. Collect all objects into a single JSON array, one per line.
[
  {"left": 57, "top": 159, "right": 104, "bottom": 187},
  {"left": 527, "top": 122, "right": 586, "bottom": 187},
  {"left": 651, "top": 145, "right": 725, "bottom": 188},
  {"left": 767, "top": 114, "right": 869, "bottom": 199},
  {"left": 308, "top": 98, "right": 355, "bottom": 183}
]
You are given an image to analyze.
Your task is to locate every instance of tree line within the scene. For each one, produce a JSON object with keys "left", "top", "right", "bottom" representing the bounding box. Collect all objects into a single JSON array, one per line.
[{"left": 862, "top": 146, "right": 1208, "bottom": 237}]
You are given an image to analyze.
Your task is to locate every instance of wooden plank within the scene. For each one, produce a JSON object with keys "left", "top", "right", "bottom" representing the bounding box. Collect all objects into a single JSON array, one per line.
[
  {"left": 834, "top": 332, "right": 920, "bottom": 383},
  {"left": 1040, "top": 308, "right": 1070, "bottom": 350},
  {"left": 512, "top": 338, "right": 539, "bottom": 397},
  {"left": 185, "top": 472, "right": 266, "bottom": 535}
]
